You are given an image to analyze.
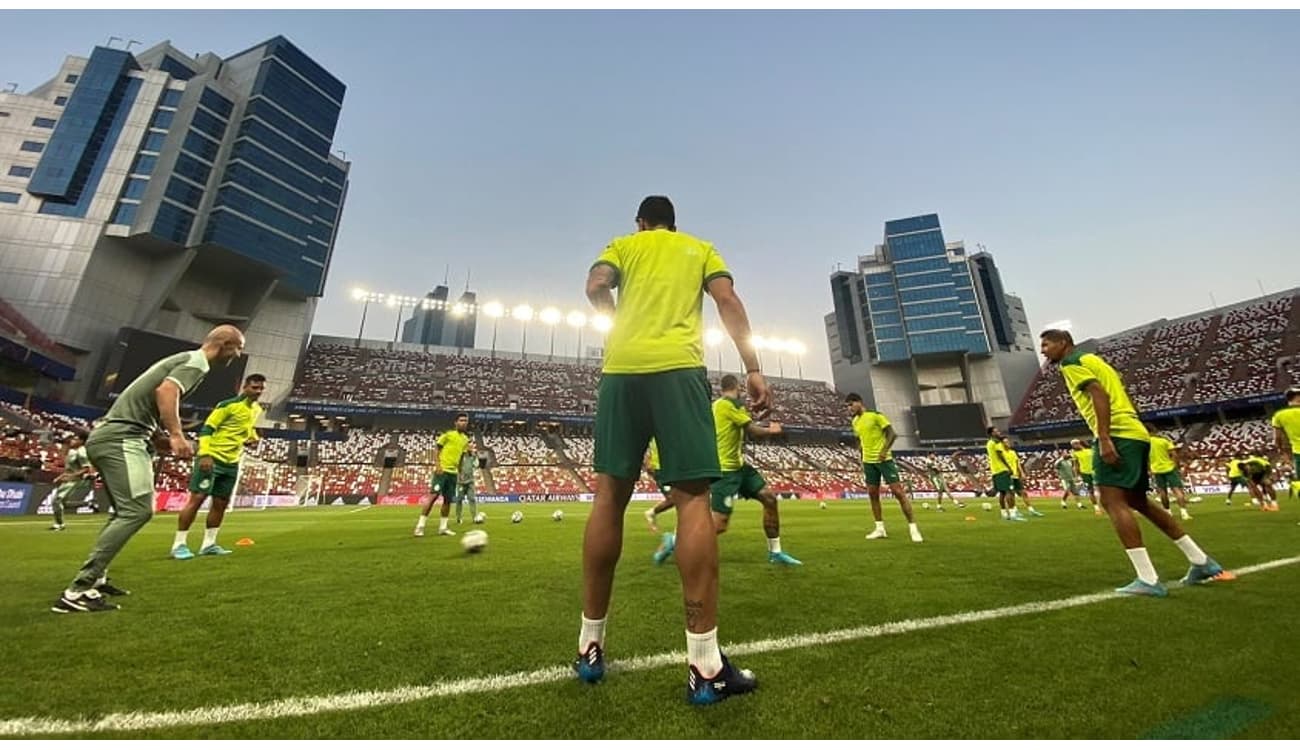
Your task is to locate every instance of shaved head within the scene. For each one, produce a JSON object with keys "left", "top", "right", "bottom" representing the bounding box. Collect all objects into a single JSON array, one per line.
[{"left": 203, "top": 325, "right": 246, "bottom": 365}]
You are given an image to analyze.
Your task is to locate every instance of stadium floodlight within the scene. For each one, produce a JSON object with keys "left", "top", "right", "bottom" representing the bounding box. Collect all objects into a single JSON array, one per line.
[
  {"left": 704, "top": 327, "right": 725, "bottom": 371},
  {"left": 482, "top": 301, "right": 505, "bottom": 319},
  {"left": 591, "top": 313, "right": 613, "bottom": 333},
  {"left": 451, "top": 302, "right": 468, "bottom": 318},
  {"left": 351, "top": 287, "right": 368, "bottom": 301},
  {"left": 512, "top": 305, "right": 534, "bottom": 359},
  {"left": 568, "top": 311, "right": 588, "bottom": 365},
  {"left": 788, "top": 339, "right": 807, "bottom": 379},
  {"left": 540, "top": 307, "right": 562, "bottom": 361},
  {"left": 751, "top": 334, "right": 767, "bottom": 350}
]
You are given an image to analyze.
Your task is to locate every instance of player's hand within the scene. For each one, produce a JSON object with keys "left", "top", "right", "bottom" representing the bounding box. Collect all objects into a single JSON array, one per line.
[
  {"left": 746, "top": 371, "right": 771, "bottom": 416},
  {"left": 170, "top": 433, "right": 194, "bottom": 459},
  {"left": 198, "top": 455, "right": 214, "bottom": 472},
  {"left": 1098, "top": 437, "right": 1119, "bottom": 466},
  {"left": 767, "top": 421, "right": 783, "bottom": 435}
]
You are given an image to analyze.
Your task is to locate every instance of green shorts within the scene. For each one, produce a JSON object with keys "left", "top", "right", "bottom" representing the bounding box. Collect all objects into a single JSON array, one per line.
[
  {"left": 862, "top": 459, "right": 900, "bottom": 487},
  {"left": 1153, "top": 470, "right": 1184, "bottom": 490},
  {"left": 1059, "top": 477, "right": 1079, "bottom": 494},
  {"left": 992, "top": 471, "right": 1013, "bottom": 493},
  {"left": 1229, "top": 477, "right": 1247, "bottom": 489},
  {"left": 929, "top": 474, "right": 948, "bottom": 492},
  {"left": 1092, "top": 437, "right": 1150, "bottom": 493},
  {"left": 711, "top": 465, "right": 767, "bottom": 515},
  {"left": 189, "top": 457, "right": 239, "bottom": 499},
  {"left": 1012, "top": 477, "right": 1025, "bottom": 494},
  {"left": 431, "top": 472, "right": 459, "bottom": 501},
  {"left": 594, "top": 367, "right": 720, "bottom": 486},
  {"left": 1080, "top": 473, "right": 1094, "bottom": 490}
]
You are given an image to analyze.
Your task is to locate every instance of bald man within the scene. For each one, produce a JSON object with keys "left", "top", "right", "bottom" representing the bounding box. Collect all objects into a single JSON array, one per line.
[{"left": 53, "top": 326, "right": 246, "bottom": 614}]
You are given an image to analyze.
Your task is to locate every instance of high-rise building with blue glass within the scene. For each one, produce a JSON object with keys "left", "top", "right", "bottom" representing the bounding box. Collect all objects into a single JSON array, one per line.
[
  {"left": 0, "top": 37, "right": 349, "bottom": 406},
  {"left": 825, "top": 214, "right": 1039, "bottom": 447}
]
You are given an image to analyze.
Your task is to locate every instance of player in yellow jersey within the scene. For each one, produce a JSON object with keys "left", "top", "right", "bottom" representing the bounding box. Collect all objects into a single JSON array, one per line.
[
  {"left": 172, "top": 373, "right": 266, "bottom": 559},
  {"left": 415, "top": 413, "right": 471, "bottom": 537},
  {"left": 846, "top": 394, "right": 923, "bottom": 542},
  {"left": 1243, "top": 453, "right": 1278, "bottom": 511},
  {"left": 1225, "top": 456, "right": 1251, "bottom": 506},
  {"left": 577, "top": 196, "right": 769, "bottom": 703},
  {"left": 1146, "top": 425, "right": 1191, "bottom": 521},
  {"left": 1273, "top": 387, "right": 1300, "bottom": 502},
  {"left": 1002, "top": 436, "right": 1045, "bottom": 517},
  {"left": 1040, "top": 330, "right": 1231, "bottom": 596},
  {"left": 985, "top": 427, "right": 1024, "bottom": 522},
  {"left": 1070, "top": 438, "right": 1101, "bottom": 515}
]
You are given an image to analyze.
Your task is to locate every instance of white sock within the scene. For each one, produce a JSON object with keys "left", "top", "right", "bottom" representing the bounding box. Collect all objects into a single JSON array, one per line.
[
  {"left": 1174, "top": 535, "right": 1208, "bottom": 565},
  {"left": 767, "top": 537, "right": 781, "bottom": 553},
  {"left": 578, "top": 615, "right": 606, "bottom": 652},
  {"left": 1001, "top": 508, "right": 1010, "bottom": 519},
  {"left": 874, "top": 521, "right": 885, "bottom": 532},
  {"left": 439, "top": 517, "right": 448, "bottom": 531},
  {"left": 908, "top": 523, "right": 920, "bottom": 534},
  {"left": 1125, "top": 547, "right": 1159, "bottom": 584},
  {"left": 685, "top": 627, "right": 723, "bottom": 677},
  {"left": 202, "top": 527, "right": 219, "bottom": 549},
  {"left": 173, "top": 530, "right": 189, "bottom": 550},
  {"left": 415, "top": 516, "right": 426, "bottom": 530}
]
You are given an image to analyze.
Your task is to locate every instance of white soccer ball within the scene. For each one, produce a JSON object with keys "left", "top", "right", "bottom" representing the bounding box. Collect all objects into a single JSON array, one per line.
[
  {"left": 922, "top": 501, "right": 931, "bottom": 510},
  {"left": 819, "top": 501, "right": 827, "bottom": 510},
  {"left": 552, "top": 509, "right": 564, "bottom": 522},
  {"left": 461, "top": 529, "right": 488, "bottom": 554},
  {"left": 981, "top": 502, "right": 992, "bottom": 511},
  {"left": 511, "top": 510, "right": 524, "bottom": 524},
  {"left": 473, "top": 511, "right": 487, "bottom": 524}
]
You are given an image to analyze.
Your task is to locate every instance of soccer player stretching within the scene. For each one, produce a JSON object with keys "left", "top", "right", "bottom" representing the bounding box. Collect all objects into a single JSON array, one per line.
[
  {"left": 1039, "top": 330, "right": 1231, "bottom": 596},
  {"left": 846, "top": 394, "right": 922, "bottom": 542}
]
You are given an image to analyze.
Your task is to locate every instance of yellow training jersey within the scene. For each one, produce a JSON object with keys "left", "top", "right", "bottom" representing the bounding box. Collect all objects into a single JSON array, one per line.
[
  {"left": 1148, "top": 435, "right": 1178, "bottom": 474},
  {"left": 713, "top": 397, "right": 753, "bottom": 472},
  {"left": 852, "top": 411, "right": 892, "bottom": 463},
  {"left": 436, "top": 430, "right": 471, "bottom": 474},
  {"left": 1058, "top": 352, "right": 1149, "bottom": 443},
  {"left": 1072, "top": 448, "right": 1094, "bottom": 475},
  {"left": 988, "top": 439, "right": 1010, "bottom": 475},
  {"left": 591, "top": 229, "right": 732, "bottom": 375},
  {"left": 197, "top": 396, "right": 262, "bottom": 465},
  {"left": 1271, "top": 406, "right": 1300, "bottom": 455}
]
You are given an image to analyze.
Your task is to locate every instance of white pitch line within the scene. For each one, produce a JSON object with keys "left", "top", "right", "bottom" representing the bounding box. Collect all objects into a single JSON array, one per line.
[{"left": 3, "top": 555, "right": 1297, "bottom": 737}]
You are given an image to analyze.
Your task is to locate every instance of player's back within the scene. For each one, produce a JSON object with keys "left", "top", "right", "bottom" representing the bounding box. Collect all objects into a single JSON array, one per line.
[{"left": 595, "top": 229, "right": 729, "bottom": 375}]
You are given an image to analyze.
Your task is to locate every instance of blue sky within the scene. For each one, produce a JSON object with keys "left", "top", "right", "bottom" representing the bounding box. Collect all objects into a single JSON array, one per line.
[{"left": 5, "top": 10, "right": 1298, "bottom": 381}]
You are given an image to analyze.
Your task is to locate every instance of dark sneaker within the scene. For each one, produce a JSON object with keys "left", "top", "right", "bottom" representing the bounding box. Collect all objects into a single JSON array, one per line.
[
  {"left": 51, "top": 590, "right": 119, "bottom": 614},
  {"left": 687, "top": 652, "right": 757, "bottom": 705},
  {"left": 573, "top": 642, "right": 605, "bottom": 684},
  {"left": 94, "top": 580, "right": 131, "bottom": 596}
]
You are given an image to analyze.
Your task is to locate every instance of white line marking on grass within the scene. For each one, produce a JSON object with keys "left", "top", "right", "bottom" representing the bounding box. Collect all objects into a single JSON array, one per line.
[
  {"left": 347, "top": 506, "right": 372, "bottom": 513},
  {"left": 3, "top": 555, "right": 1297, "bottom": 737}
]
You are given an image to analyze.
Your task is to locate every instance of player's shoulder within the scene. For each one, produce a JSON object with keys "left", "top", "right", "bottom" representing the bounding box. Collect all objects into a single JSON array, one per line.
[{"left": 213, "top": 396, "right": 242, "bottom": 409}]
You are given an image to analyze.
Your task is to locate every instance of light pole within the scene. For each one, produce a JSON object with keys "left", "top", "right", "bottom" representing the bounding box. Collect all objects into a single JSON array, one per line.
[
  {"left": 388, "top": 295, "right": 402, "bottom": 343},
  {"left": 512, "top": 304, "right": 534, "bottom": 360},
  {"left": 483, "top": 301, "right": 505, "bottom": 358},
  {"left": 770, "top": 338, "right": 787, "bottom": 379},
  {"left": 540, "top": 307, "right": 562, "bottom": 361},
  {"left": 705, "top": 327, "right": 724, "bottom": 373},
  {"left": 352, "top": 288, "right": 372, "bottom": 344},
  {"left": 567, "top": 311, "right": 587, "bottom": 364}
]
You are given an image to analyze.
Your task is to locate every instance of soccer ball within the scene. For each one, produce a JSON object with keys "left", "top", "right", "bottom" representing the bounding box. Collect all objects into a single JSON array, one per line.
[
  {"left": 473, "top": 511, "right": 486, "bottom": 524},
  {"left": 819, "top": 501, "right": 827, "bottom": 509},
  {"left": 922, "top": 501, "right": 931, "bottom": 510},
  {"left": 552, "top": 509, "right": 564, "bottom": 522},
  {"left": 461, "top": 529, "right": 488, "bottom": 554},
  {"left": 981, "top": 502, "right": 992, "bottom": 511},
  {"left": 511, "top": 510, "right": 524, "bottom": 524}
]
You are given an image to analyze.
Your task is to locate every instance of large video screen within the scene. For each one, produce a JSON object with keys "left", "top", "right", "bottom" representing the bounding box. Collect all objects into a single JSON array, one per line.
[
  {"left": 97, "top": 328, "right": 248, "bottom": 409},
  {"left": 913, "top": 403, "right": 988, "bottom": 443}
]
